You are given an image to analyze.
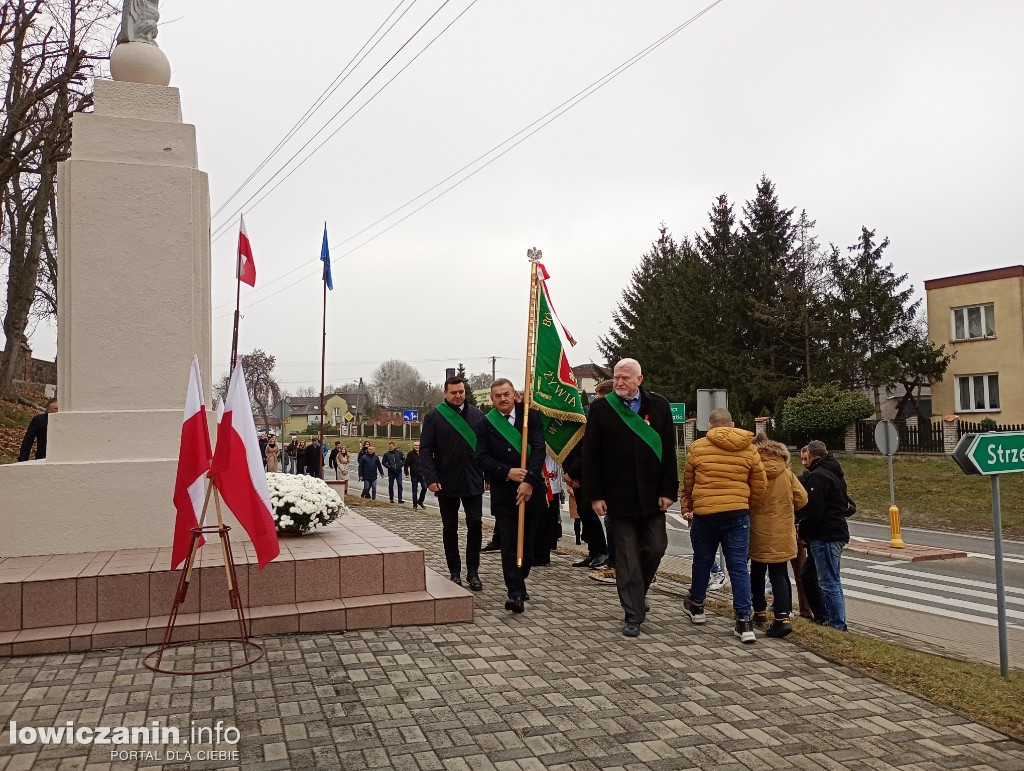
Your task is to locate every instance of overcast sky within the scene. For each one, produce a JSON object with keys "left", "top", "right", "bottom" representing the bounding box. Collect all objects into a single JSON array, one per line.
[{"left": 17, "top": 0, "right": 1024, "bottom": 394}]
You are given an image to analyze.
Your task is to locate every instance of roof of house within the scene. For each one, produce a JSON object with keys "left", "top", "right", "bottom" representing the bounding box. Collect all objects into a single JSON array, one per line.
[
  {"left": 572, "top": 363, "right": 607, "bottom": 379},
  {"left": 924, "top": 265, "right": 1024, "bottom": 291}
]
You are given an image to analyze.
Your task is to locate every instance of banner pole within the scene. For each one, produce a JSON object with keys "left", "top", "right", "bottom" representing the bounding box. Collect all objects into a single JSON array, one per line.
[{"left": 517, "top": 249, "right": 543, "bottom": 567}]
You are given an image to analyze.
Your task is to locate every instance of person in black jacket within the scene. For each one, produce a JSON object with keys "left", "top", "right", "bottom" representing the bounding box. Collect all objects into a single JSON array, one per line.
[
  {"left": 583, "top": 359, "right": 678, "bottom": 638},
  {"left": 562, "top": 441, "right": 608, "bottom": 569},
  {"left": 474, "top": 379, "right": 547, "bottom": 612},
  {"left": 18, "top": 398, "right": 57, "bottom": 462},
  {"left": 420, "top": 376, "right": 486, "bottom": 589},
  {"left": 381, "top": 442, "right": 405, "bottom": 503},
  {"left": 358, "top": 444, "right": 385, "bottom": 499},
  {"left": 404, "top": 441, "right": 427, "bottom": 509},
  {"left": 797, "top": 440, "right": 850, "bottom": 630},
  {"left": 303, "top": 439, "right": 321, "bottom": 477}
]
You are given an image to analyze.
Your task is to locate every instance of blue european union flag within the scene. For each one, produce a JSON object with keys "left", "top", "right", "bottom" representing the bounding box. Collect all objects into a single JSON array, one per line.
[{"left": 320, "top": 224, "right": 333, "bottom": 290}]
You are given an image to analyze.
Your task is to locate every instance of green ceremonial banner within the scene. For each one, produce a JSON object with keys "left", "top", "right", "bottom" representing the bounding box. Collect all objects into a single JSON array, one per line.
[{"left": 531, "top": 284, "right": 586, "bottom": 464}]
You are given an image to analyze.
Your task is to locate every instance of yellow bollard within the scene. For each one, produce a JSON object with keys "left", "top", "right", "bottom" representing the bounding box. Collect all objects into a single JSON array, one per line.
[{"left": 889, "top": 505, "right": 905, "bottom": 548}]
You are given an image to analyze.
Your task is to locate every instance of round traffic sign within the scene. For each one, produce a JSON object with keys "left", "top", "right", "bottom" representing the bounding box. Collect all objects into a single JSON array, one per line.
[{"left": 874, "top": 419, "right": 900, "bottom": 456}]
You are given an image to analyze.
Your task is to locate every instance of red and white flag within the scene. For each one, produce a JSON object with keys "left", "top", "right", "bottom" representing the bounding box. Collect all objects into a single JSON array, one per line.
[
  {"left": 171, "top": 355, "right": 213, "bottom": 570},
  {"left": 237, "top": 214, "right": 256, "bottom": 287},
  {"left": 209, "top": 361, "right": 280, "bottom": 568}
]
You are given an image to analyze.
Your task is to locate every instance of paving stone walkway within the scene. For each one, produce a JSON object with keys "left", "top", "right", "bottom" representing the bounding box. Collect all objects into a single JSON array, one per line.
[{"left": 0, "top": 505, "right": 1022, "bottom": 771}]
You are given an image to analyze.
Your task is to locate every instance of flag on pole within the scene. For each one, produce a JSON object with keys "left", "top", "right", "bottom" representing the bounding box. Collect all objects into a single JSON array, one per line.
[
  {"left": 320, "top": 224, "right": 333, "bottom": 290},
  {"left": 171, "top": 355, "right": 213, "bottom": 570},
  {"left": 237, "top": 214, "right": 256, "bottom": 287},
  {"left": 531, "top": 265, "right": 586, "bottom": 463},
  {"left": 209, "top": 362, "right": 280, "bottom": 568}
]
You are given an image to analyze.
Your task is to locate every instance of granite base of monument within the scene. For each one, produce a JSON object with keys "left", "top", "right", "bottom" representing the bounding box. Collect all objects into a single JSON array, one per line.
[{"left": 0, "top": 513, "right": 473, "bottom": 656}]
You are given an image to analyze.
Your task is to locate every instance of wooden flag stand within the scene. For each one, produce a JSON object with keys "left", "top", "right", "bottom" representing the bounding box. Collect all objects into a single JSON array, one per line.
[{"left": 143, "top": 482, "right": 264, "bottom": 674}]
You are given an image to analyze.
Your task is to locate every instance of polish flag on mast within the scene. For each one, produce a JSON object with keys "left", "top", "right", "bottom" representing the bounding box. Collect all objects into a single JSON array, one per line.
[
  {"left": 209, "top": 361, "right": 280, "bottom": 568},
  {"left": 237, "top": 214, "right": 256, "bottom": 287},
  {"left": 171, "top": 356, "right": 213, "bottom": 570}
]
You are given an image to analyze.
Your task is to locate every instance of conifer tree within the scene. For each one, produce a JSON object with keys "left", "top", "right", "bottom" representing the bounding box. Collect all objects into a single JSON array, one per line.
[
  {"left": 824, "top": 227, "right": 919, "bottom": 415},
  {"left": 456, "top": 363, "right": 478, "bottom": 407}
]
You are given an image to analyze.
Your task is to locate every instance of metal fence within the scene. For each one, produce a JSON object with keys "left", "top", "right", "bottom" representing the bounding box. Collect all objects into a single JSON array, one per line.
[
  {"left": 856, "top": 419, "right": 944, "bottom": 453},
  {"left": 958, "top": 420, "right": 1024, "bottom": 434}
]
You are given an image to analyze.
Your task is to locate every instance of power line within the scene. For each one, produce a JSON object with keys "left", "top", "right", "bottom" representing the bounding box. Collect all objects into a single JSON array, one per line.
[
  {"left": 210, "top": 0, "right": 467, "bottom": 242},
  {"left": 210, "top": 0, "right": 416, "bottom": 220},
  {"left": 211, "top": 0, "right": 724, "bottom": 315}
]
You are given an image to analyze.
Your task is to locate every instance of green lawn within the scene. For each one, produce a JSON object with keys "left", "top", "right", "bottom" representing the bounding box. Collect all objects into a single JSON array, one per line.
[{"left": 801, "top": 455, "right": 1024, "bottom": 538}]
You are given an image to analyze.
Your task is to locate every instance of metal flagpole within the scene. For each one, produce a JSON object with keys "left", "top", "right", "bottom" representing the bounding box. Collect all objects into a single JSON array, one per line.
[
  {"left": 517, "top": 248, "right": 543, "bottom": 567},
  {"left": 229, "top": 215, "right": 243, "bottom": 372},
  {"left": 319, "top": 269, "right": 327, "bottom": 479}
]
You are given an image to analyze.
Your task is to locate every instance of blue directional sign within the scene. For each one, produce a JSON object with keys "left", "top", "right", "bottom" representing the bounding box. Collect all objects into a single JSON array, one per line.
[{"left": 402, "top": 409, "right": 419, "bottom": 423}]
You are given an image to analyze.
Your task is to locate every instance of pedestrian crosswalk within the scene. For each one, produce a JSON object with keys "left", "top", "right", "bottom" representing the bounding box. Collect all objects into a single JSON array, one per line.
[{"left": 843, "top": 555, "right": 1024, "bottom": 630}]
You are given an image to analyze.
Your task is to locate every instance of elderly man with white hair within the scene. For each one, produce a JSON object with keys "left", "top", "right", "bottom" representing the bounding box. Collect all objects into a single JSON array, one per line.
[{"left": 582, "top": 358, "right": 678, "bottom": 637}]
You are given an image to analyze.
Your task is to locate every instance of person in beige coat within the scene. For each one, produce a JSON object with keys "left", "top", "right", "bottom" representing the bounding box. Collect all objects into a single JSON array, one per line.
[
  {"left": 749, "top": 434, "right": 808, "bottom": 638},
  {"left": 265, "top": 437, "right": 281, "bottom": 472}
]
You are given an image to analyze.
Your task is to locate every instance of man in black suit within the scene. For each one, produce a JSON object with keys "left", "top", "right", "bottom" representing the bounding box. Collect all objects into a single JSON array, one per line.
[
  {"left": 474, "top": 379, "right": 547, "bottom": 613},
  {"left": 583, "top": 359, "right": 677, "bottom": 637},
  {"left": 420, "top": 376, "right": 486, "bottom": 589},
  {"left": 18, "top": 398, "right": 57, "bottom": 462}
]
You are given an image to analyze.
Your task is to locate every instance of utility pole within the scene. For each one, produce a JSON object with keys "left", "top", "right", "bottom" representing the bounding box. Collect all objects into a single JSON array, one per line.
[{"left": 491, "top": 356, "right": 497, "bottom": 382}]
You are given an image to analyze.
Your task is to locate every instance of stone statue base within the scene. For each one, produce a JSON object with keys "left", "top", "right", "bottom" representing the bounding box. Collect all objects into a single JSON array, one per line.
[
  {"left": 0, "top": 79, "right": 214, "bottom": 557},
  {"left": 110, "top": 41, "right": 171, "bottom": 87}
]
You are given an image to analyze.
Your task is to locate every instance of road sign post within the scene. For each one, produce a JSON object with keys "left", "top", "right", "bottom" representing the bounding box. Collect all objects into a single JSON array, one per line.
[
  {"left": 873, "top": 419, "right": 904, "bottom": 548},
  {"left": 951, "top": 431, "right": 1023, "bottom": 680}
]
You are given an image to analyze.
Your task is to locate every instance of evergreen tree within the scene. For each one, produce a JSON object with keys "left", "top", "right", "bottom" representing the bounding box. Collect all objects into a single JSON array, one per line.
[
  {"left": 824, "top": 227, "right": 920, "bottom": 415},
  {"left": 735, "top": 175, "right": 800, "bottom": 411},
  {"left": 456, "top": 363, "right": 478, "bottom": 407}
]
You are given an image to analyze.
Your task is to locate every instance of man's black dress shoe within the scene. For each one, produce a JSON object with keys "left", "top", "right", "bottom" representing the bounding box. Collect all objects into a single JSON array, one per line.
[
  {"left": 571, "top": 556, "right": 595, "bottom": 568},
  {"left": 505, "top": 598, "right": 525, "bottom": 614},
  {"left": 623, "top": 623, "right": 640, "bottom": 637},
  {"left": 449, "top": 573, "right": 462, "bottom": 586},
  {"left": 480, "top": 542, "right": 501, "bottom": 552},
  {"left": 588, "top": 554, "right": 609, "bottom": 569},
  {"left": 467, "top": 574, "right": 483, "bottom": 592},
  {"left": 523, "top": 593, "right": 530, "bottom": 601}
]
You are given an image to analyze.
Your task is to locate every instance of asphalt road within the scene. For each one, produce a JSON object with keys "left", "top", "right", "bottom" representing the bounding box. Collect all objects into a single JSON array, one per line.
[{"left": 341, "top": 467, "right": 1024, "bottom": 669}]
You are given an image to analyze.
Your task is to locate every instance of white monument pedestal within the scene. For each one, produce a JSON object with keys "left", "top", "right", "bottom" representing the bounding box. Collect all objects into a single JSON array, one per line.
[{"left": 0, "top": 79, "right": 214, "bottom": 557}]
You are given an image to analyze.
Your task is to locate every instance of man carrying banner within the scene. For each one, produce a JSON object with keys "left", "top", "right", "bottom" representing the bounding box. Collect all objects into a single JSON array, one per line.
[
  {"left": 420, "top": 375, "right": 486, "bottom": 590},
  {"left": 583, "top": 358, "right": 677, "bottom": 637},
  {"left": 474, "top": 378, "right": 547, "bottom": 613}
]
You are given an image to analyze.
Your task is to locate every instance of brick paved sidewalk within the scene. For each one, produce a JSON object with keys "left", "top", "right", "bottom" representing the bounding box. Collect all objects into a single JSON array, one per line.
[{"left": 0, "top": 505, "right": 1021, "bottom": 771}]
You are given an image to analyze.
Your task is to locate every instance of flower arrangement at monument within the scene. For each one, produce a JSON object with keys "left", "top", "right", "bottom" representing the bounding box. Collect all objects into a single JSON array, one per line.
[{"left": 266, "top": 473, "right": 347, "bottom": 534}]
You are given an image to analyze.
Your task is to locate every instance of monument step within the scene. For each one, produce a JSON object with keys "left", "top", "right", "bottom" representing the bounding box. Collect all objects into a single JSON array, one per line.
[
  {"left": 0, "top": 569, "right": 472, "bottom": 657},
  {"left": 0, "top": 514, "right": 432, "bottom": 632}
]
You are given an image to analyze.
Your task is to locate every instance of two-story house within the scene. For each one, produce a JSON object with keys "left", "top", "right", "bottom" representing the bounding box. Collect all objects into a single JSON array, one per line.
[{"left": 925, "top": 266, "right": 1024, "bottom": 424}]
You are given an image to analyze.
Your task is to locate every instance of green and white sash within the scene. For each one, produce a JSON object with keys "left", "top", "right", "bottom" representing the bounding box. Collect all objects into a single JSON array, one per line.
[
  {"left": 607, "top": 393, "right": 662, "bottom": 461},
  {"left": 435, "top": 402, "right": 477, "bottom": 451},
  {"left": 485, "top": 408, "right": 531, "bottom": 461}
]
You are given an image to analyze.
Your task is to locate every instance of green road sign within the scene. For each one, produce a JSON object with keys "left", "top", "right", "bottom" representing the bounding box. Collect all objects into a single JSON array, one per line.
[
  {"left": 953, "top": 432, "right": 1024, "bottom": 476},
  {"left": 670, "top": 403, "right": 687, "bottom": 424}
]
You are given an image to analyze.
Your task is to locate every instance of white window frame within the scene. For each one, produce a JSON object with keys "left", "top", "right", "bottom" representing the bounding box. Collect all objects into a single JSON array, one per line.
[
  {"left": 955, "top": 373, "right": 1000, "bottom": 413},
  {"left": 950, "top": 303, "right": 996, "bottom": 342}
]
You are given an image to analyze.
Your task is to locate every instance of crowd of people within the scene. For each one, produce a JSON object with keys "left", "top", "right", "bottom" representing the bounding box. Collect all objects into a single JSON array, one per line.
[
  {"left": 17, "top": 363, "right": 849, "bottom": 642},
  {"left": 412, "top": 360, "right": 851, "bottom": 641}
]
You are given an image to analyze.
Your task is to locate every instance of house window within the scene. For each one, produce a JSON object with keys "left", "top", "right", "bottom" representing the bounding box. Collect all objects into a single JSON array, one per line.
[
  {"left": 956, "top": 373, "right": 1000, "bottom": 412},
  {"left": 951, "top": 303, "right": 995, "bottom": 341}
]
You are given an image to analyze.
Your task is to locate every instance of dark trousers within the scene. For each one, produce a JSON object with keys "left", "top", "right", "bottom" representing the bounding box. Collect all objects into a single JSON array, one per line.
[
  {"left": 532, "top": 497, "right": 559, "bottom": 565},
  {"left": 750, "top": 560, "right": 792, "bottom": 617},
  {"left": 605, "top": 516, "right": 616, "bottom": 568},
  {"left": 610, "top": 513, "right": 667, "bottom": 625},
  {"left": 579, "top": 507, "right": 607, "bottom": 558},
  {"left": 388, "top": 472, "right": 404, "bottom": 502},
  {"left": 411, "top": 475, "right": 427, "bottom": 506},
  {"left": 438, "top": 495, "right": 484, "bottom": 578},
  {"left": 495, "top": 501, "right": 537, "bottom": 600}
]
